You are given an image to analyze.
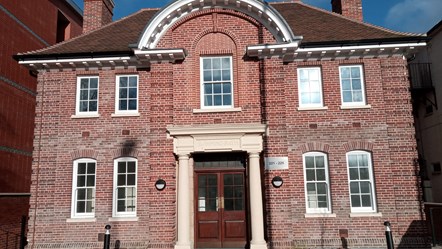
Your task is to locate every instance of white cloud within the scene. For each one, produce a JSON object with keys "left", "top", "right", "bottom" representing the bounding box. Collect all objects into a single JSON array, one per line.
[{"left": 386, "top": 0, "right": 442, "bottom": 33}]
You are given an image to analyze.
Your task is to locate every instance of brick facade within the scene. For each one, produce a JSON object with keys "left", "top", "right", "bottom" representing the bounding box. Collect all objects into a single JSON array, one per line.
[
  {"left": 23, "top": 2, "right": 428, "bottom": 249},
  {"left": 83, "top": 0, "right": 114, "bottom": 33},
  {"left": 332, "top": 0, "right": 363, "bottom": 22}
]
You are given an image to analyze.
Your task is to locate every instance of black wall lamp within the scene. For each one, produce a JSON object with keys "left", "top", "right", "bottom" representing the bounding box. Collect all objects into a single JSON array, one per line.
[
  {"left": 271, "top": 176, "right": 283, "bottom": 188},
  {"left": 155, "top": 179, "right": 166, "bottom": 191}
]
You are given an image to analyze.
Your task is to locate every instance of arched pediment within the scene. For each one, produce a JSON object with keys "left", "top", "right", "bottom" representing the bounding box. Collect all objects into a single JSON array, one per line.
[{"left": 137, "top": 0, "right": 300, "bottom": 49}]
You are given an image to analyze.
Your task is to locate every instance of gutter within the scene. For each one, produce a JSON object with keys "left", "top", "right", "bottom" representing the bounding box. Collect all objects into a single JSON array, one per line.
[{"left": 299, "top": 36, "right": 429, "bottom": 49}]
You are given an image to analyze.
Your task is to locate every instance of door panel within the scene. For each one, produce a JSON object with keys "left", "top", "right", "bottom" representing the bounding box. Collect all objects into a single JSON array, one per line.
[{"left": 195, "top": 171, "right": 247, "bottom": 248}]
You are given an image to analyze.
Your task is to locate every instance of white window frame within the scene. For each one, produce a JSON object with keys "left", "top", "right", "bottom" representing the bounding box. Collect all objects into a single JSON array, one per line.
[
  {"left": 115, "top": 75, "right": 139, "bottom": 114},
  {"left": 346, "top": 150, "right": 377, "bottom": 213},
  {"left": 303, "top": 152, "right": 331, "bottom": 214},
  {"left": 71, "top": 158, "right": 96, "bottom": 218},
  {"left": 75, "top": 76, "right": 99, "bottom": 115},
  {"left": 200, "top": 56, "right": 234, "bottom": 109},
  {"left": 339, "top": 65, "right": 366, "bottom": 106},
  {"left": 113, "top": 157, "right": 137, "bottom": 218},
  {"left": 297, "top": 67, "right": 324, "bottom": 108}
]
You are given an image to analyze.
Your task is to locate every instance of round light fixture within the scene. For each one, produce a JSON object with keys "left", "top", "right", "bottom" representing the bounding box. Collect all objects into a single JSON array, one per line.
[
  {"left": 155, "top": 179, "right": 166, "bottom": 191},
  {"left": 271, "top": 176, "right": 283, "bottom": 188}
]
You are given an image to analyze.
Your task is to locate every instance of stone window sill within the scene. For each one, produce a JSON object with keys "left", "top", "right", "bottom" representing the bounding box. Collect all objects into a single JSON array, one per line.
[
  {"left": 108, "top": 217, "right": 139, "bottom": 222},
  {"left": 304, "top": 213, "right": 336, "bottom": 218},
  {"left": 66, "top": 218, "right": 97, "bottom": 223},
  {"left": 349, "top": 212, "right": 382, "bottom": 218},
  {"left": 193, "top": 107, "right": 242, "bottom": 113},
  {"left": 298, "top": 106, "right": 328, "bottom": 111},
  {"left": 340, "top": 104, "right": 372, "bottom": 110},
  {"left": 71, "top": 114, "right": 100, "bottom": 119},
  {"left": 111, "top": 113, "right": 140, "bottom": 118}
]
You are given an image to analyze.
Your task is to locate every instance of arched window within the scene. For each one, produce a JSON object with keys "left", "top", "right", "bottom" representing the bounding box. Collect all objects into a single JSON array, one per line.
[
  {"left": 71, "top": 158, "right": 96, "bottom": 218},
  {"left": 113, "top": 157, "right": 138, "bottom": 217},
  {"left": 346, "top": 151, "right": 377, "bottom": 213},
  {"left": 303, "top": 152, "right": 331, "bottom": 214}
]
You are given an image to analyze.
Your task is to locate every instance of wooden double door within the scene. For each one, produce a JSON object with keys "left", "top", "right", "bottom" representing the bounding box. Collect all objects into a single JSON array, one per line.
[{"left": 195, "top": 171, "right": 248, "bottom": 248}]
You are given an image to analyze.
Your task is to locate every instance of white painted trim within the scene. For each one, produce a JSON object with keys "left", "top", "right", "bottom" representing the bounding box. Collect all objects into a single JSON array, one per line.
[
  {"left": 113, "top": 157, "right": 138, "bottom": 218},
  {"left": 75, "top": 76, "right": 100, "bottom": 116},
  {"left": 71, "top": 114, "right": 101, "bottom": 119},
  {"left": 66, "top": 218, "right": 97, "bottom": 223},
  {"left": 304, "top": 213, "right": 336, "bottom": 218},
  {"left": 18, "top": 56, "right": 132, "bottom": 65},
  {"left": 297, "top": 106, "right": 328, "bottom": 111},
  {"left": 349, "top": 212, "right": 383, "bottom": 218},
  {"left": 247, "top": 42, "right": 300, "bottom": 51},
  {"left": 71, "top": 159, "right": 97, "bottom": 219},
  {"left": 303, "top": 152, "right": 332, "bottom": 214},
  {"left": 115, "top": 75, "right": 139, "bottom": 115},
  {"left": 133, "top": 48, "right": 186, "bottom": 56},
  {"left": 167, "top": 123, "right": 267, "bottom": 136},
  {"left": 297, "top": 67, "right": 324, "bottom": 109},
  {"left": 340, "top": 104, "right": 372, "bottom": 110},
  {"left": 296, "top": 42, "right": 426, "bottom": 53},
  {"left": 137, "top": 0, "right": 297, "bottom": 49},
  {"left": 111, "top": 113, "right": 140, "bottom": 117},
  {"left": 193, "top": 107, "right": 242, "bottom": 113},
  {"left": 339, "top": 65, "right": 366, "bottom": 107}
]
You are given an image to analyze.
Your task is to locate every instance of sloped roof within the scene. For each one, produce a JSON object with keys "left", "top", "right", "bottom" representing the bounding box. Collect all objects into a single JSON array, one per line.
[{"left": 17, "top": 1, "right": 424, "bottom": 58}]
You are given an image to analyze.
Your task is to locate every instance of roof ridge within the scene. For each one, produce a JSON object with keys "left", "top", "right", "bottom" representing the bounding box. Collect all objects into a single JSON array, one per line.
[
  {"left": 270, "top": 1, "right": 425, "bottom": 37},
  {"left": 19, "top": 8, "right": 159, "bottom": 55}
]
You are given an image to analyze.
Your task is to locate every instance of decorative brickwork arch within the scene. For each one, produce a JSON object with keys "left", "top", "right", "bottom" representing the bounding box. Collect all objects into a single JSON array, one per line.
[
  {"left": 298, "top": 142, "right": 331, "bottom": 154},
  {"left": 111, "top": 148, "right": 139, "bottom": 159},
  {"left": 343, "top": 141, "right": 374, "bottom": 152},
  {"left": 70, "top": 149, "right": 99, "bottom": 160},
  {"left": 137, "top": 0, "right": 297, "bottom": 49}
]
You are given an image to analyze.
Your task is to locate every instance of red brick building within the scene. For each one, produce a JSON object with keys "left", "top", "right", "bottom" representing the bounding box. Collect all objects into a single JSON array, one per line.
[
  {"left": 0, "top": 0, "right": 82, "bottom": 246},
  {"left": 15, "top": 0, "right": 430, "bottom": 248}
]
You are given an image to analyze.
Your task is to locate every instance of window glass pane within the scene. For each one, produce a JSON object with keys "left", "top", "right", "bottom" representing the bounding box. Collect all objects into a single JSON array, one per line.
[
  {"left": 361, "top": 195, "right": 371, "bottom": 207},
  {"left": 235, "top": 199, "right": 243, "bottom": 210},
  {"left": 118, "top": 188, "right": 125, "bottom": 198},
  {"left": 351, "top": 67, "right": 361, "bottom": 78},
  {"left": 80, "top": 90, "right": 88, "bottom": 100},
  {"left": 204, "top": 84, "right": 212, "bottom": 94},
  {"left": 306, "top": 169, "right": 315, "bottom": 181},
  {"left": 118, "top": 162, "right": 126, "bottom": 173},
  {"left": 348, "top": 155, "right": 358, "bottom": 167},
  {"left": 90, "top": 78, "right": 98, "bottom": 88},
  {"left": 119, "top": 100, "right": 127, "bottom": 110},
  {"left": 129, "top": 88, "right": 137, "bottom": 98},
  {"left": 234, "top": 174, "right": 243, "bottom": 184},
  {"left": 80, "top": 79, "right": 89, "bottom": 89},
  {"left": 343, "top": 91, "right": 353, "bottom": 102},
  {"left": 204, "top": 71, "right": 212, "bottom": 81},
  {"left": 317, "top": 183, "right": 326, "bottom": 194},
  {"left": 222, "top": 70, "right": 231, "bottom": 81},
  {"left": 235, "top": 187, "right": 243, "bottom": 198},
  {"left": 213, "top": 70, "right": 221, "bottom": 81},
  {"left": 129, "top": 100, "right": 137, "bottom": 110},
  {"left": 300, "top": 81, "right": 309, "bottom": 92},
  {"left": 316, "top": 156, "right": 325, "bottom": 168},
  {"left": 214, "top": 95, "right": 222, "bottom": 106},
  {"left": 351, "top": 195, "right": 361, "bottom": 207},
  {"left": 89, "top": 101, "right": 97, "bottom": 112},
  {"left": 342, "top": 80, "right": 351, "bottom": 90},
  {"left": 222, "top": 57, "right": 230, "bottom": 68},
  {"left": 223, "top": 83, "right": 231, "bottom": 94},
  {"left": 359, "top": 168, "right": 369, "bottom": 180},
  {"left": 129, "top": 76, "right": 137, "bottom": 87},
  {"left": 224, "top": 174, "right": 233, "bottom": 185},
  {"left": 349, "top": 168, "right": 359, "bottom": 180},
  {"left": 310, "top": 93, "right": 321, "bottom": 104},
  {"left": 87, "top": 175, "right": 95, "bottom": 187},
  {"left": 87, "top": 188, "right": 94, "bottom": 199},
  {"left": 203, "top": 59, "right": 212, "bottom": 69},
  {"left": 208, "top": 187, "right": 217, "bottom": 199},
  {"left": 352, "top": 79, "right": 362, "bottom": 90},
  {"left": 360, "top": 182, "right": 370, "bottom": 193},
  {"left": 301, "top": 93, "right": 310, "bottom": 104},
  {"left": 78, "top": 163, "right": 86, "bottom": 174},
  {"left": 87, "top": 163, "right": 95, "bottom": 174},
  {"left": 341, "top": 67, "right": 350, "bottom": 78},
  {"left": 117, "top": 175, "right": 126, "bottom": 186},
  {"left": 212, "top": 58, "right": 221, "bottom": 69},
  {"left": 77, "top": 201, "right": 85, "bottom": 213},
  {"left": 316, "top": 169, "right": 326, "bottom": 181},
  {"left": 310, "top": 81, "right": 320, "bottom": 91},
  {"left": 77, "top": 189, "right": 86, "bottom": 200},
  {"left": 359, "top": 154, "right": 368, "bottom": 165},
  {"left": 79, "top": 101, "right": 88, "bottom": 112},
  {"left": 118, "top": 200, "right": 125, "bottom": 212},
  {"left": 119, "top": 88, "right": 127, "bottom": 98},
  {"left": 208, "top": 175, "right": 217, "bottom": 185},
  {"left": 77, "top": 176, "right": 85, "bottom": 187},
  {"left": 306, "top": 183, "right": 316, "bottom": 193},
  {"left": 213, "top": 83, "right": 222, "bottom": 94},
  {"left": 204, "top": 95, "right": 212, "bottom": 106},
  {"left": 305, "top": 156, "right": 314, "bottom": 168},
  {"left": 119, "top": 77, "right": 128, "bottom": 87},
  {"left": 90, "top": 90, "right": 97, "bottom": 100},
  {"left": 353, "top": 91, "right": 363, "bottom": 102},
  {"left": 86, "top": 201, "right": 94, "bottom": 212},
  {"left": 223, "top": 95, "right": 232, "bottom": 106},
  {"left": 128, "top": 162, "right": 136, "bottom": 172},
  {"left": 127, "top": 174, "right": 136, "bottom": 185},
  {"left": 350, "top": 182, "right": 360, "bottom": 194}
]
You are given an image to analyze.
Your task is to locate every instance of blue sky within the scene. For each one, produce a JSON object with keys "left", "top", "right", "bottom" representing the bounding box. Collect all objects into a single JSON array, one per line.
[{"left": 73, "top": 0, "right": 442, "bottom": 34}]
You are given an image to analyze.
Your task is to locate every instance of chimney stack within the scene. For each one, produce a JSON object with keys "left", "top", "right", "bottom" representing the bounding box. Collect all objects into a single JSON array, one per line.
[
  {"left": 83, "top": 0, "right": 115, "bottom": 33},
  {"left": 331, "top": 0, "right": 363, "bottom": 22}
]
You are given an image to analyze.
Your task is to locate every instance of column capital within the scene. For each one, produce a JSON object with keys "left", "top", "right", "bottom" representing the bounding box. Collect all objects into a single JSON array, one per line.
[
  {"left": 178, "top": 154, "right": 190, "bottom": 160},
  {"left": 248, "top": 152, "right": 260, "bottom": 158}
]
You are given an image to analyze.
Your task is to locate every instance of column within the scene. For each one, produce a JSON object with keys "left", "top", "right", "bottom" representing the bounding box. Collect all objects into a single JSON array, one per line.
[
  {"left": 175, "top": 154, "right": 192, "bottom": 249},
  {"left": 249, "top": 152, "right": 268, "bottom": 249}
]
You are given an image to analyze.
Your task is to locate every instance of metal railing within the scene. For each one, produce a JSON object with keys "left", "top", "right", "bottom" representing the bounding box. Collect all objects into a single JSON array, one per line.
[{"left": 409, "top": 63, "right": 433, "bottom": 90}]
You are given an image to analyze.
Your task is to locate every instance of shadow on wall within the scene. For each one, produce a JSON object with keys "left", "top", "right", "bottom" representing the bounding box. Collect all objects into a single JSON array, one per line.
[
  {"left": 398, "top": 220, "right": 431, "bottom": 249},
  {"left": 120, "top": 140, "right": 137, "bottom": 157}
]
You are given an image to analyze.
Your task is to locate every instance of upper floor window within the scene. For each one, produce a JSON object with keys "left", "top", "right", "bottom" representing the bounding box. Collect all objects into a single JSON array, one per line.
[
  {"left": 116, "top": 75, "right": 138, "bottom": 114},
  {"left": 303, "top": 152, "right": 331, "bottom": 214},
  {"left": 339, "top": 65, "right": 366, "bottom": 106},
  {"left": 113, "top": 158, "right": 137, "bottom": 217},
  {"left": 76, "top": 76, "right": 99, "bottom": 115},
  {"left": 346, "top": 151, "right": 377, "bottom": 213},
  {"left": 297, "top": 67, "right": 323, "bottom": 108},
  {"left": 200, "top": 56, "right": 233, "bottom": 109},
  {"left": 71, "top": 159, "right": 96, "bottom": 218}
]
